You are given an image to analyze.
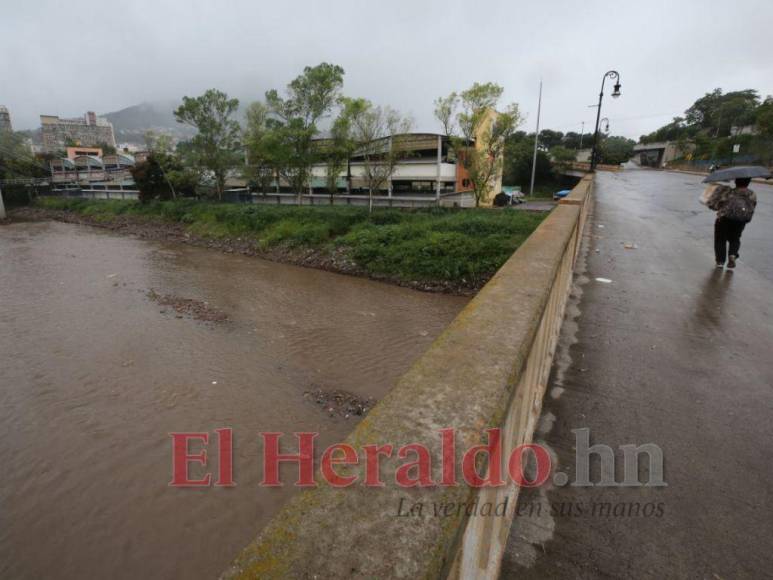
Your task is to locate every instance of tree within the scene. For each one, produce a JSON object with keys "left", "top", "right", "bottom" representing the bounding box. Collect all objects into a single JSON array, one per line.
[
  {"left": 265, "top": 63, "right": 345, "bottom": 203},
  {"left": 131, "top": 155, "right": 173, "bottom": 203},
  {"left": 503, "top": 134, "right": 551, "bottom": 189},
  {"left": 143, "top": 130, "right": 179, "bottom": 198},
  {"left": 684, "top": 88, "right": 759, "bottom": 137},
  {"left": 346, "top": 98, "right": 412, "bottom": 213},
  {"left": 756, "top": 97, "right": 773, "bottom": 137},
  {"left": 539, "top": 129, "right": 564, "bottom": 150},
  {"left": 435, "top": 82, "right": 522, "bottom": 206},
  {"left": 597, "top": 136, "right": 635, "bottom": 165},
  {"left": 0, "top": 131, "right": 48, "bottom": 206},
  {"left": 434, "top": 94, "right": 458, "bottom": 136},
  {"left": 174, "top": 89, "right": 241, "bottom": 200},
  {"left": 640, "top": 88, "right": 762, "bottom": 145},
  {"left": 320, "top": 99, "right": 361, "bottom": 202},
  {"left": 243, "top": 102, "right": 280, "bottom": 195},
  {"left": 0, "top": 131, "right": 47, "bottom": 180},
  {"left": 562, "top": 131, "right": 585, "bottom": 150},
  {"left": 640, "top": 116, "right": 692, "bottom": 144},
  {"left": 550, "top": 146, "right": 576, "bottom": 171}
]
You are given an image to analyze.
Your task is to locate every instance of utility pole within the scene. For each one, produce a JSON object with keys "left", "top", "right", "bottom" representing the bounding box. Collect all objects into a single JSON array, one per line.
[
  {"left": 529, "top": 79, "right": 542, "bottom": 197},
  {"left": 579, "top": 121, "right": 585, "bottom": 149}
]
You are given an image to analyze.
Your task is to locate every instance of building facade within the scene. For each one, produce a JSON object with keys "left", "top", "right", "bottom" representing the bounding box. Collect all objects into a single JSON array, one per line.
[
  {"left": 304, "top": 132, "right": 503, "bottom": 205},
  {"left": 40, "top": 111, "right": 116, "bottom": 153},
  {"left": 0, "top": 105, "right": 12, "bottom": 133},
  {"left": 49, "top": 149, "right": 135, "bottom": 185}
]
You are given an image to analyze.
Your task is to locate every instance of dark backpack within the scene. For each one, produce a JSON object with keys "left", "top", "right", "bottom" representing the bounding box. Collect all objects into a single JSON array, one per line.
[{"left": 723, "top": 193, "right": 754, "bottom": 223}]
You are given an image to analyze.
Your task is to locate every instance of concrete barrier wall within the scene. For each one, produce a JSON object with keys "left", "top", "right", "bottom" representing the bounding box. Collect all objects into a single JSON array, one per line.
[
  {"left": 570, "top": 161, "right": 621, "bottom": 172},
  {"left": 222, "top": 175, "right": 594, "bottom": 580},
  {"left": 660, "top": 165, "right": 771, "bottom": 185}
]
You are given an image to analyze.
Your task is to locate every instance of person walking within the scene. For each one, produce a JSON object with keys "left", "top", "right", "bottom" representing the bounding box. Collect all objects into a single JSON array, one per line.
[{"left": 707, "top": 178, "right": 757, "bottom": 269}]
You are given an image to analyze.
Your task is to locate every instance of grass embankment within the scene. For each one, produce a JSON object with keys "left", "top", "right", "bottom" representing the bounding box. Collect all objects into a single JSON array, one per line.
[{"left": 33, "top": 198, "right": 547, "bottom": 293}]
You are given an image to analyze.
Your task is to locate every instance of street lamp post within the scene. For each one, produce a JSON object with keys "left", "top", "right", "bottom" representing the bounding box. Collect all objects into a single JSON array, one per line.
[{"left": 589, "top": 70, "right": 621, "bottom": 172}]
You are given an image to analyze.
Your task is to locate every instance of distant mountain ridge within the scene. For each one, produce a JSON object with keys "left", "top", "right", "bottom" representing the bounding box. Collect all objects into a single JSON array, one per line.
[
  {"left": 103, "top": 99, "right": 251, "bottom": 145},
  {"left": 102, "top": 101, "right": 196, "bottom": 144}
]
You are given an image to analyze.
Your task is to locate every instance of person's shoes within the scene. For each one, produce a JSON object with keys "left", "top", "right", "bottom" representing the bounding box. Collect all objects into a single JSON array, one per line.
[
  {"left": 727, "top": 255, "right": 737, "bottom": 269},
  {"left": 716, "top": 262, "right": 725, "bottom": 268}
]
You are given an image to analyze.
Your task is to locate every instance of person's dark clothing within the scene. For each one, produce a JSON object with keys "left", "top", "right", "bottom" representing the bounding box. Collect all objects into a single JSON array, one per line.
[
  {"left": 707, "top": 185, "right": 757, "bottom": 219},
  {"left": 714, "top": 217, "right": 746, "bottom": 264},
  {"left": 707, "top": 185, "right": 756, "bottom": 264}
]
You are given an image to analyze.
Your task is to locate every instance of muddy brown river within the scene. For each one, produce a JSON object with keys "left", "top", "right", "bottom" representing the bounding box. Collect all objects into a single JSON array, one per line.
[{"left": 0, "top": 221, "right": 468, "bottom": 579}]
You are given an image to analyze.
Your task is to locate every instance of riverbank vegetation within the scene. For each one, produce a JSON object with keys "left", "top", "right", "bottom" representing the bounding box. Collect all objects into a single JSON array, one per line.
[{"left": 30, "top": 198, "right": 547, "bottom": 293}]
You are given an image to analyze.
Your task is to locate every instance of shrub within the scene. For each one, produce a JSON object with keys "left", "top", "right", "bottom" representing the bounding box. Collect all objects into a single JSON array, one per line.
[{"left": 32, "top": 199, "right": 547, "bottom": 286}]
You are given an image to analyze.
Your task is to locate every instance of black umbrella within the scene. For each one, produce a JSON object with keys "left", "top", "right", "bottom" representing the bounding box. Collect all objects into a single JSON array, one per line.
[{"left": 703, "top": 165, "right": 772, "bottom": 183}]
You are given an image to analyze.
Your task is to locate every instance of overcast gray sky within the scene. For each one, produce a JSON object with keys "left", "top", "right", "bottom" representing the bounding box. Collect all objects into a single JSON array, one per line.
[{"left": 2, "top": 0, "right": 772, "bottom": 139}]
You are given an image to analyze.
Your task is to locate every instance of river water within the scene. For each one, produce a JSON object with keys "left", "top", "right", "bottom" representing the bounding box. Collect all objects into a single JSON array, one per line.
[{"left": 0, "top": 221, "right": 468, "bottom": 579}]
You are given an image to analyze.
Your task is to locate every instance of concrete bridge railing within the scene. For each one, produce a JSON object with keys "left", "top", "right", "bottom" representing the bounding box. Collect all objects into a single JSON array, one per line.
[
  {"left": 221, "top": 174, "right": 594, "bottom": 580},
  {"left": 570, "top": 161, "right": 621, "bottom": 172}
]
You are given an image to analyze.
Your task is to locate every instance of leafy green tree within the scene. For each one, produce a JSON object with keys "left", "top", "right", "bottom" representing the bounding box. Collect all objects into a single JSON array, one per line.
[
  {"left": 550, "top": 146, "right": 576, "bottom": 170},
  {"left": 685, "top": 88, "right": 759, "bottom": 136},
  {"left": 319, "top": 98, "right": 363, "bottom": 201},
  {"left": 597, "top": 136, "right": 635, "bottom": 165},
  {"left": 143, "top": 130, "right": 180, "bottom": 198},
  {"left": 640, "top": 117, "right": 692, "bottom": 144},
  {"left": 0, "top": 131, "right": 47, "bottom": 180},
  {"left": 502, "top": 134, "right": 551, "bottom": 189},
  {"left": 756, "top": 97, "right": 773, "bottom": 138},
  {"left": 174, "top": 89, "right": 241, "bottom": 200},
  {"left": 562, "top": 131, "right": 586, "bottom": 149},
  {"left": 131, "top": 155, "right": 173, "bottom": 202},
  {"left": 435, "top": 82, "right": 522, "bottom": 206},
  {"left": 166, "top": 140, "right": 206, "bottom": 197},
  {"left": 539, "top": 129, "right": 564, "bottom": 150},
  {"left": 641, "top": 89, "right": 762, "bottom": 145},
  {"left": 243, "top": 101, "right": 281, "bottom": 195},
  {"left": 265, "top": 63, "right": 345, "bottom": 202},
  {"left": 0, "top": 131, "right": 49, "bottom": 207}
]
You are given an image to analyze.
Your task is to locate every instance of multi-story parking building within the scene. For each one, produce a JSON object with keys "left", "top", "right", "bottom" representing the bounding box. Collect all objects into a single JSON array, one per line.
[{"left": 40, "top": 111, "right": 116, "bottom": 153}]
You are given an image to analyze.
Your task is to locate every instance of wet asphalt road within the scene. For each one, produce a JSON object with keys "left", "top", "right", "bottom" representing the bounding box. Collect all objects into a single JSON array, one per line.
[{"left": 501, "top": 169, "right": 773, "bottom": 579}]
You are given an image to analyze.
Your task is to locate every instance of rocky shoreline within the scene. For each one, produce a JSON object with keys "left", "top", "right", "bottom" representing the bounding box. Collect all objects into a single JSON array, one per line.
[{"left": 8, "top": 207, "right": 481, "bottom": 296}]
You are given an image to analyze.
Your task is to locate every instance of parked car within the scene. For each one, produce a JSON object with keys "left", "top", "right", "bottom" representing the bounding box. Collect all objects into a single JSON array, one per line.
[{"left": 500, "top": 187, "right": 525, "bottom": 205}]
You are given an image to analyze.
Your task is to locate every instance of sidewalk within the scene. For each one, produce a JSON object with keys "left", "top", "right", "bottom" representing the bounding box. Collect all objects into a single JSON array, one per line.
[{"left": 501, "top": 169, "right": 773, "bottom": 579}]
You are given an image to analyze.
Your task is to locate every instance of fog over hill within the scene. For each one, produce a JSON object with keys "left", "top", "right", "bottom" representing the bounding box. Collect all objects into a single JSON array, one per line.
[
  {"left": 102, "top": 100, "right": 196, "bottom": 144},
  {"left": 103, "top": 99, "right": 254, "bottom": 145}
]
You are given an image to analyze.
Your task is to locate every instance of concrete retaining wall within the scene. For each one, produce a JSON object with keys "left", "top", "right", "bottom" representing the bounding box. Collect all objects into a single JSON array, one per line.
[{"left": 222, "top": 175, "right": 594, "bottom": 580}]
